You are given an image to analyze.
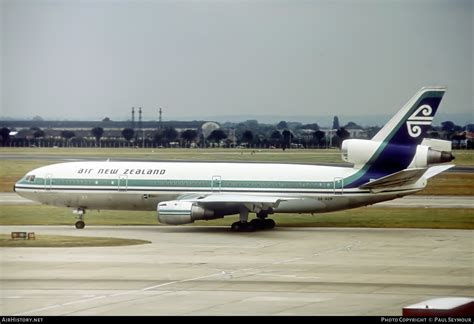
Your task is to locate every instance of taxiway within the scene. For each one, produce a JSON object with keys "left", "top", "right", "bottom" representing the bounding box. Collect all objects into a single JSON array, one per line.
[{"left": 1, "top": 225, "right": 472, "bottom": 315}]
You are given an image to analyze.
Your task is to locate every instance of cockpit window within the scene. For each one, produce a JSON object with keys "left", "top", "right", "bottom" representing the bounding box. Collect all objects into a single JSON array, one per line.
[{"left": 26, "top": 175, "right": 36, "bottom": 182}]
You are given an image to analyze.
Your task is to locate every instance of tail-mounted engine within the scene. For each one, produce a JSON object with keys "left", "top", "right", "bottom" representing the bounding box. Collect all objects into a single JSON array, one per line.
[
  {"left": 341, "top": 139, "right": 380, "bottom": 168},
  {"left": 157, "top": 200, "right": 216, "bottom": 225},
  {"left": 341, "top": 138, "right": 454, "bottom": 169},
  {"left": 412, "top": 139, "right": 455, "bottom": 168}
]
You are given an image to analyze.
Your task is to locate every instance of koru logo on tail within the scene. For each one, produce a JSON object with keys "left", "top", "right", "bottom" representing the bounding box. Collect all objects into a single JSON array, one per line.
[{"left": 406, "top": 104, "right": 433, "bottom": 137}]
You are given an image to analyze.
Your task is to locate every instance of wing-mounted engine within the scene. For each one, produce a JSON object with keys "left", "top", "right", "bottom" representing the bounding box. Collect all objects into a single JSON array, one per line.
[{"left": 157, "top": 200, "right": 218, "bottom": 225}]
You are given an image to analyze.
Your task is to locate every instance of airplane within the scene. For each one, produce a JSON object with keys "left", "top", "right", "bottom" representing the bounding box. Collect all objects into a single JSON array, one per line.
[{"left": 14, "top": 87, "right": 455, "bottom": 231}]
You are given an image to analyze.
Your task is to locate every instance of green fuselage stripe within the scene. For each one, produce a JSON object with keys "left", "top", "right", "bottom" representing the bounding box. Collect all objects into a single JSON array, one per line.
[{"left": 18, "top": 177, "right": 344, "bottom": 190}]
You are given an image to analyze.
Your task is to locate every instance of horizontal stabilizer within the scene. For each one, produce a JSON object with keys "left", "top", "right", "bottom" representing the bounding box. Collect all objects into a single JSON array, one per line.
[
  {"left": 359, "top": 168, "right": 427, "bottom": 190},
  {"left": 423, "top": 164, "right": 455, "bottom": 179}
]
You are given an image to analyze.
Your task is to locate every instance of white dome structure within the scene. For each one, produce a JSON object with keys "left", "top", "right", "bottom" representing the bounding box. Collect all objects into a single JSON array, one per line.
[{"left": 201, "top": 122, "right": 220, "bottom": 138}]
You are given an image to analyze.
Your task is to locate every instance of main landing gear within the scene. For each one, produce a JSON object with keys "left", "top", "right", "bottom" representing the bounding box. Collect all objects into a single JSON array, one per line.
[
  {"left": 230, "top": 209, "right": 276, "bottom": 232},
  {"left": 73, "top": 208, "right": 86, "bottom": 229}
]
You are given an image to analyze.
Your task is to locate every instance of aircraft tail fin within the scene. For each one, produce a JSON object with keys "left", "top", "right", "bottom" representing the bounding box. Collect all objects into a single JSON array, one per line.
[
  {"left": 343, "top": 87, "right": 452, "bottom": 189},
  {"left": 371, "top": 87, "right": 446, "bottom": 146}
]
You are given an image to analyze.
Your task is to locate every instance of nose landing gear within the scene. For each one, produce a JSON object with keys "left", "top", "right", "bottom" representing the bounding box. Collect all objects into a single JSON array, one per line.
[{"left": 73, "top": 208, "right": 86, "bottom": 229}]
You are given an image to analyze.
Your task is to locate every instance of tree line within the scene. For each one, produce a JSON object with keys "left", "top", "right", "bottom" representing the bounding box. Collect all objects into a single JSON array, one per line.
[
  {"left": 0, "top": 126, "right": 343, "bottom": 148},
  {"left": 0, "top": 119, "right": 472, "bottom": 148}
]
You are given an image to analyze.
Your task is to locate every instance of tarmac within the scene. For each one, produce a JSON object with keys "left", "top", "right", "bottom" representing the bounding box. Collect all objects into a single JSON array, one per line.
[{"left": 0, "top": 225, "right": 472, "bottom": 316}]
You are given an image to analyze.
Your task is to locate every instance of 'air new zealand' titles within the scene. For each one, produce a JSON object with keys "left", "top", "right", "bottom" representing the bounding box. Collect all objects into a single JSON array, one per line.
[{"left": 15, "top": 87, "right": 455, "bottom": 231}]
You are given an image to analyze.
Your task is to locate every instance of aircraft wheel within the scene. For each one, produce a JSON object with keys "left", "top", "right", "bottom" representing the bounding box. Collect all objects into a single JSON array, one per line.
[
  {"left": 231, "top": 221, "right": 243, "bottom": 232},
  {"left": 231, "top": 221, "right": 254, "bottom": 232},
  {"left": 245, "top": 222, "right": 256, "bottom": 232},
  {"left": 264, "top": 219, "right": 275, "bottom": 229},
  {"left": 75, "top": 221, "right": 85, "bottom": 229},
  {"left": 250, "top": 218, "right": 265, "bottom": 230}
]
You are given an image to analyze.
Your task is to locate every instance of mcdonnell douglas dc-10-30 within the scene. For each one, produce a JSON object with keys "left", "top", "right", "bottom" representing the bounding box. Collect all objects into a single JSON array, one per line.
[{"left": 15, "top": 87, "right": 454, "bottom": 231}]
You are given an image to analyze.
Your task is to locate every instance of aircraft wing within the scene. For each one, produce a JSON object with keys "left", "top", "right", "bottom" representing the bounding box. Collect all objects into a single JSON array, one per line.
[
  {"left": 178, "top": 193, "right": 292, "bottom": 212},
  {"left": 359, "top": 168, "right": 428, "bottom": 190}
]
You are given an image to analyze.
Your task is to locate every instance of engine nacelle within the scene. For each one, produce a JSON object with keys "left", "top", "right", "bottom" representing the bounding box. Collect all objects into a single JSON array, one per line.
[
  {"left": 411, "top": 145, "right": 455, "bottom": 168},
  {"left": 342, "top": 138, "right": 454, "bottom": 169},
  {"left": 341, "top": 139, "right": 380, "bottom": 168},
  {"left": 157, "top": 200, "right": 215, "bottom": 225}
]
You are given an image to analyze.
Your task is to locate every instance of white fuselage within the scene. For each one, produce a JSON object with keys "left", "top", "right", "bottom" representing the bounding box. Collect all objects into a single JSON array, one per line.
[{"left": 15, "top": 161, "right": 424, "bottom": 215}]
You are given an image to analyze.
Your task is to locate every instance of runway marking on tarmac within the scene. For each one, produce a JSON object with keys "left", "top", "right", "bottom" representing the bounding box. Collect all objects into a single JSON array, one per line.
[
  {"left": 14, "top": 272, "right": 229, "bottom": 315},
  {"left": 141, "top": 272, "right": 225, "bottom": 291},
  {"left": 13, "top": 239, "right": 362, "bottom": 316},
  {"left": 271, "top": 240, "right": 361, "bottom": 266},
  {"left": 15, "top": 304, "right": 61, "bottom": 315},
  {"left": 253, "top": 273, "right": 321, "bottom": 280},
  {"left": 62, "top": 295, "right": 107, "bottom": 306}
]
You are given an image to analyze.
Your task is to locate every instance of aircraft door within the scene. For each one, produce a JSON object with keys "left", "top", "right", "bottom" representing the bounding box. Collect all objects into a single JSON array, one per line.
[
  {"left": 45, "top": 174, "right": 52, "bottom": 191},
  {"left": 118, "top": 175, "right": 128, "bottom": 192},
  {"left": 211, "top": 176, "right": 222, "bottom": 192},
  {"left": 334, "top": 177, "right": 343, "bottom": 195}
]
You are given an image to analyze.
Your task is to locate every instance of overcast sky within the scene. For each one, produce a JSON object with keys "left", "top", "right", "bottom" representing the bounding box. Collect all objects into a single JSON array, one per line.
[{"left": 1, "top": 0, "right": 472, "bottom": 124}]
